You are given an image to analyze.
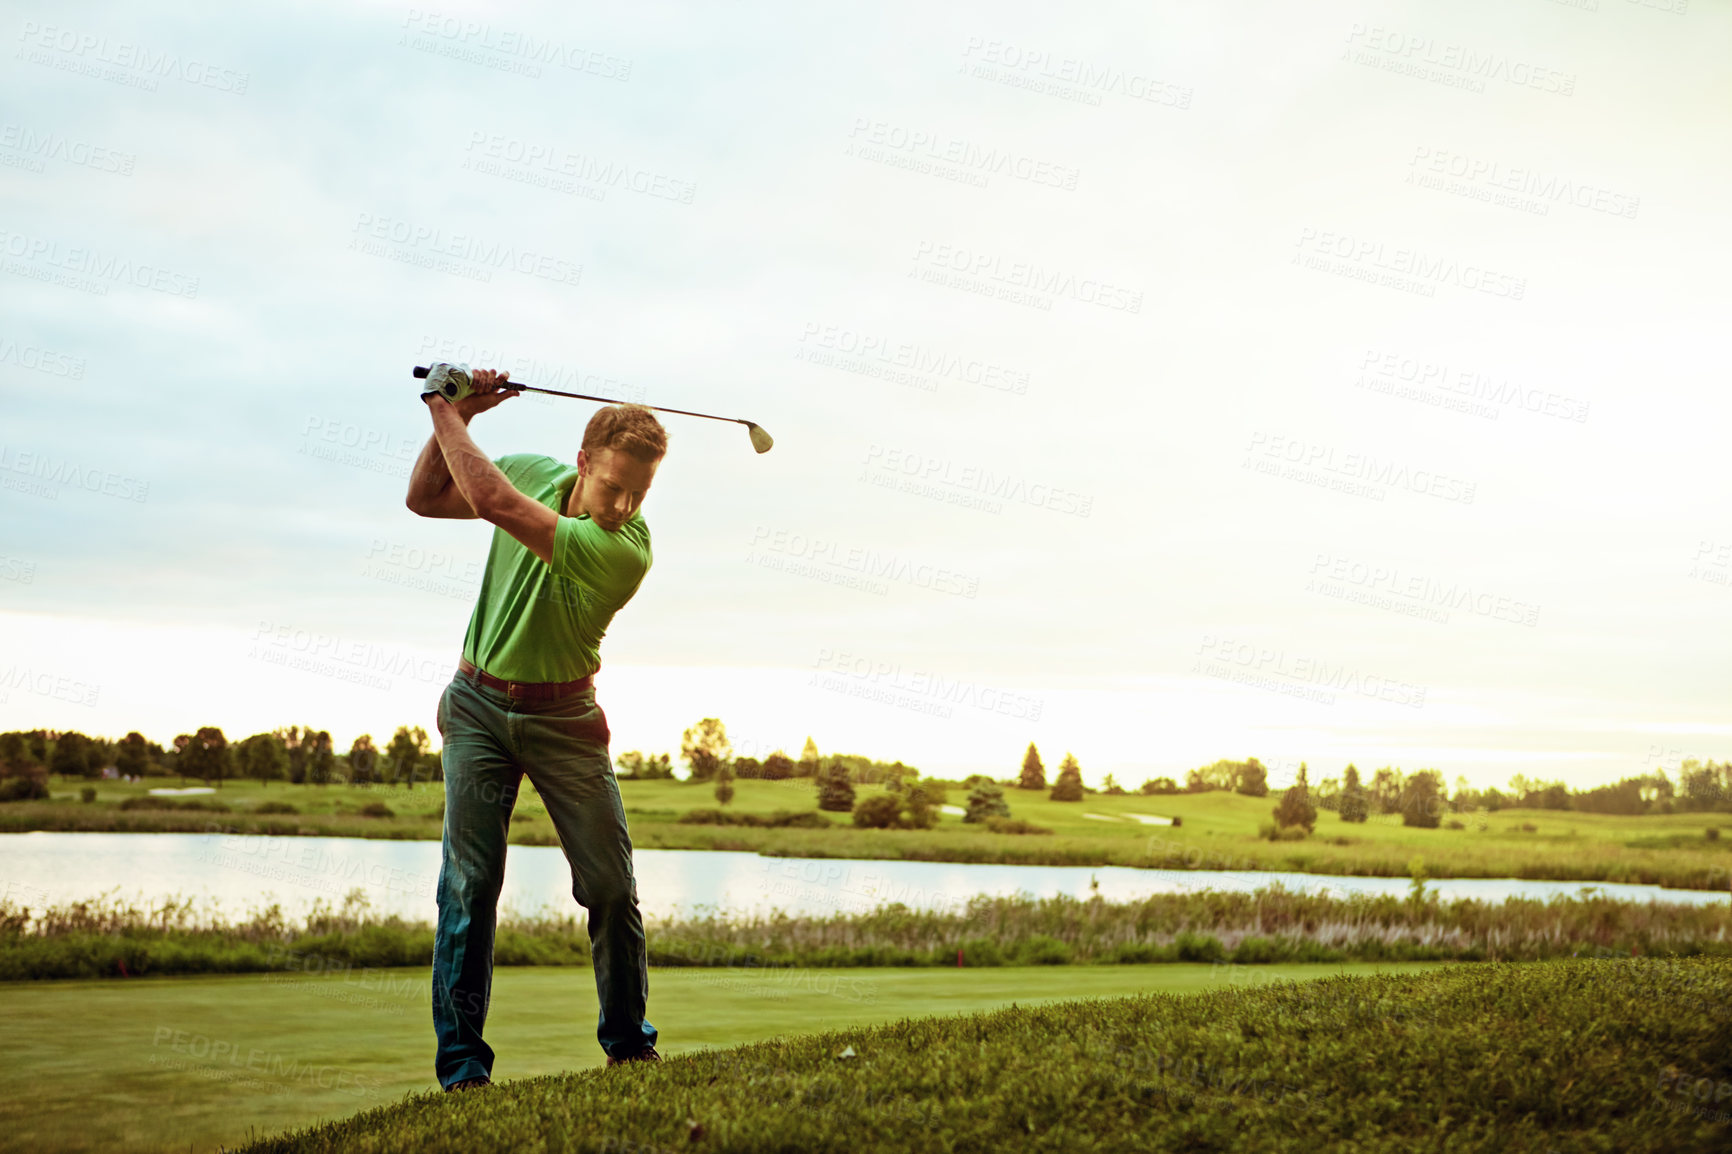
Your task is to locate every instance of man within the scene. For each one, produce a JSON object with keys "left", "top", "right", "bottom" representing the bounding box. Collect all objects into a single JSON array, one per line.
[{"left": 406, "top": 366, "right": 667, "bottom": 1091}]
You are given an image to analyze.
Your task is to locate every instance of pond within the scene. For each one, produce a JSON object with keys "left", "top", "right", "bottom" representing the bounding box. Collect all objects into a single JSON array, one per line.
[{"left": 0, "top": 831, "right": 1724, "bottom": 925}]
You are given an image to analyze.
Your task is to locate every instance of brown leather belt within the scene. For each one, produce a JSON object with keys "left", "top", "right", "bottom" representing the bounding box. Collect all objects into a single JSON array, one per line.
[{"left": 457, "top": 657, "right": 594, "bottom": 699}]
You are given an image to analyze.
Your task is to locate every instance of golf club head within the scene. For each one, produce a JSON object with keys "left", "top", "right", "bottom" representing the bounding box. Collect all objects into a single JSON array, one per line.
[{"left": 745, "top": 423, "right": 773, "bottom": 454}]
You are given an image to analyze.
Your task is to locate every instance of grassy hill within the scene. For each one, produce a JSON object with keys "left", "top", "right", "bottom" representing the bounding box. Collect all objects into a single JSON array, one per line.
[{"left": 240, "top": 958, "right": 1732, "bottom": 1153}]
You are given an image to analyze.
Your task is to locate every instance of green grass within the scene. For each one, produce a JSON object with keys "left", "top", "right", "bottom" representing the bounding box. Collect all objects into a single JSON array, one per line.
[
  {"left": 237, "top": 958, "right": 1732, "bottom": 1153},
  {"left": 0, "top": 960, "right": 1441, "bottom": 1153},
  {"left": 10, "top": 778, "right": 1732, "bottom": 890}
]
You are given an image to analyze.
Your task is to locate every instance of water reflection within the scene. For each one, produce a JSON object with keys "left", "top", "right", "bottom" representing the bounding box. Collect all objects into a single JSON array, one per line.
[{"left": 0, "top": 831, "right": 1724, "bottom": 926}]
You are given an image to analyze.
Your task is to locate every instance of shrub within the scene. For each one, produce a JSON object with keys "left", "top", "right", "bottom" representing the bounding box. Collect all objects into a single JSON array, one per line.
[
  {"left": 118, "top": 796, "right": 230, "bottom": 813},
  {"left": 1519, "top": 822, "right": 1538, "bottom": 833},
  {"left": 1708, "top": 828, "right": 1722, "bottom": 842},
  {"left": 984, "top": 817, "right": 1052, "bottom": 836},
  {"left": 1140, "top": 777, "right": 1179, "bottom": 795},
  {"left": 1446, "top": 820, "right": 1465, "bottom": 830},
  {"left": 0, "top": 777, "right": 49, "bottom": 803},
  {"left": 1170, "top": 816, "right": 1182, "bottom": 828},
  {"left": 1258, "top": 822, "right": 1307, "bottom": 842},
  {"left": 1272, "top": 764, "right": 1318, "bottom": 833},
  {"left": 816, "top": 759, "right": 856, "bottom": 813},
  {"left": 79, "top": 787, "right": 97, "bottom": 804},
  {"left": 255, "top": 801, "right": 300, "bottom": 815},
  {"left": 357, "top": 801, "right": 395, "bottom": 819},
  {"left": 852, "top": 795, "right": 904, "bottom": 829}
]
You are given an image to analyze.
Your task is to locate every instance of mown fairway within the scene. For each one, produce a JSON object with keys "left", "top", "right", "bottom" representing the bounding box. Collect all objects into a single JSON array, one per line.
[
  {"left": 10, "top": 777, "right": 1732, "bottom": 889},
  {"left": 237, "top": 958, "right": 1732, "bottom": 1154},
  {"left": 0, "top": 961, "right": 1443, "bottom": 1153}
]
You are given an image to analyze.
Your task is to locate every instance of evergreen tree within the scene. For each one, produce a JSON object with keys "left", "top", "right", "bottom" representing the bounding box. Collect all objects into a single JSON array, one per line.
[
  {"left": 1018, "top": 743, "right": 1046, "bottom": 790},
  {"left": 963, "top": 778, "right": 1011, "bottom": 823},
  {"left": 1402, "top": 769, "right": 1445, "bottom": 828},
  {"left": 714, "top": 757, "right": 735, "bottom": 806},
  {"left": 816, "top": 757, "right": 856, "bottom": 812},
  {"left": 1050, "top": 753, "right": 1084, "bottom": 802},
  {"left": 1339, "top": 764, "right": 1368, "bottom": 823},
  {"left": 797, "top": 736, "right": 820, "bottom": 778},
  {"left": 1273, "top": 762, "right": 1318, "bottom": 833}
]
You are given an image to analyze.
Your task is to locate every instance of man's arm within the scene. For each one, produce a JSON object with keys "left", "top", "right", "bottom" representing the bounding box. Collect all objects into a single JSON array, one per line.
[
  {"left": 426, "top": 395, "right": 560, "bottom": 566},
  {"left": 405, "top": 369, "right": 518, "bottom": 519}
]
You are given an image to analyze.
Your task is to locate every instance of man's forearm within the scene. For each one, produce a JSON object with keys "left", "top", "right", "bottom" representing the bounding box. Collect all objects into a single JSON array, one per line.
[
  {"left": 407, "top": 428, "right": 459, "bottom": 509},
  {"left": 428, "top": 401, "right": 516, "bottom": 518}
]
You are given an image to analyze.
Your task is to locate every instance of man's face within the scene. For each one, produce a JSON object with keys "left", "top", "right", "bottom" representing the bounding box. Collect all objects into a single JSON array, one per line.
[{"left": 574, "top": 447, "right": 659, "bottom": 531}]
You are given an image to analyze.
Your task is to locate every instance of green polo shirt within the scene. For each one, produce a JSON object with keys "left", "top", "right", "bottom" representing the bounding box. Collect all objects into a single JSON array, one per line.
[{"left": 459, "top": 453, "right": 652, "bottom": 683}]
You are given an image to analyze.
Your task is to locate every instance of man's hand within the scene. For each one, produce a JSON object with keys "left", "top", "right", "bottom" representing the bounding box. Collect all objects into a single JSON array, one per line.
[{"left": 424, "top": 368, "right": 521, "bottom": 424}]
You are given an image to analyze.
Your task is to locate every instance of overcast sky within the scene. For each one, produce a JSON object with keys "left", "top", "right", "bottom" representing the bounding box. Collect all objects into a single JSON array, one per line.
[{"left": 2, "top": 0, "right": 1727, "bottom": 789}]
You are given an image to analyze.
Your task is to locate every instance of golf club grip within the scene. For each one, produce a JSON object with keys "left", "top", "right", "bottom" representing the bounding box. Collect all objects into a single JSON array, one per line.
[{"left": 412, "top": 366, "right": 430, "bottom": 379}]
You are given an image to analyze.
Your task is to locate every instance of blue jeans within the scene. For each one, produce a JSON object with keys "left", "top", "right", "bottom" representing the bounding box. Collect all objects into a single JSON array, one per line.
[{"left": 431, "top": 668, "right": 656, "bottom": 1087}]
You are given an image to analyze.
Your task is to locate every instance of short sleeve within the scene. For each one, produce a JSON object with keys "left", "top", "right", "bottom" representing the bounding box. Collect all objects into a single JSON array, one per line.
[{"left": 553, "top": 514, "right": 650, "bottom": 600}]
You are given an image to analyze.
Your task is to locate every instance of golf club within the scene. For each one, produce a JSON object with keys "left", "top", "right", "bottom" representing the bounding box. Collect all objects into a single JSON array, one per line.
[{"left": 413, "top": 364, "right": 773, "bottom": 454}]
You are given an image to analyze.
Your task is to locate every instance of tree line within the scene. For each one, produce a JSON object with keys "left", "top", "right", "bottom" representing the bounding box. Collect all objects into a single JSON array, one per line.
[{"left": 0, "top": 726, "right": 443, "bottom": 790}]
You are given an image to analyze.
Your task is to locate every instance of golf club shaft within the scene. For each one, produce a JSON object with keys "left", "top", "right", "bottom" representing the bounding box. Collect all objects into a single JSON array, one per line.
[{"left": 413, "top": 365, "right": 751, "bottom": 429}]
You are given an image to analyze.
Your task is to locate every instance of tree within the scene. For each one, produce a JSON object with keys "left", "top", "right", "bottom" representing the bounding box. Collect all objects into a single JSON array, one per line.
[
  {"left": 1273, "top": 762, "right": 1318, "bottom": 833},
  {"left": 680, "top": 718, "right": 731, "bottom": 783},
  {"left": 1050, "top": 753, "right": 1084, "bottom": 802},
  {"left": 307, "top": 731, "right": 336, "bottom": 786},
  {"left": 763, "top": 751, "right": 795, "bottom": 781},
  {"left": 115, "top": 732, "right": 150, "bottom": 779},
  {"left": 49, "top": 731, "right": 93, "bottom": 778},
  {"left": 1401, "top": 770, "right": 1445, "bottom": 828},
  {"left": 278, "top": 726, "right": 310, "bottom": 784},
  {"left": 714, "top": 757, "right": 735, "bottom": 806},
  {"left": 964, "top": 778, "right": 1011, "bottom": 823},
  {"left": 179, "top": 727, "right": 231, "bottom": 787},
  {"left": 235, "top": 732, "right": 287, "bottom": 786},
  {"left": 1339, "top": 764, "right": 1368, "bottom": 823},
  {"left": 1140, "top": 776, "right": 1179, "bottom": 795},
  {"left": 902, "top": 779, "right": 940, "bottom": 829},
  {"left": 348, "top": 735, "right": 379, "bottom": 785},
  {"left": 797, "top": 736, "right": 820, "bottom": 778},
  {"left": 1018, "top": 743, "right": 1046, "bottom": 790},
  {"left": 1101, "top": 774, "right": 1126, "bottom": 796},
  {"left": 1235, "top": 758, "right": 1269, "bottom": 798},
  {"left": 0, "top": 732, "right": 37, "bottom": 777},
  {"left": 616, "top": 751, "right": 673, "bottom": 780},
  {"left": 731, "top": 756, "right": 763, "bottom": 780},
  {"left": 384, "top": 726, "right": 429, "bottom": 787},
  {"left": 1369, "top": 767, "right": 1403, "bottom": 814},
  {"left": 816, "top": 757, "right": 855, "bottom": 812}
]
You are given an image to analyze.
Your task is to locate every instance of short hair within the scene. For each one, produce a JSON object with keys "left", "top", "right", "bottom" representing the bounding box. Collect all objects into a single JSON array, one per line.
[{"left": 581, "top": 404, "right": 667, "bottom": 464}]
